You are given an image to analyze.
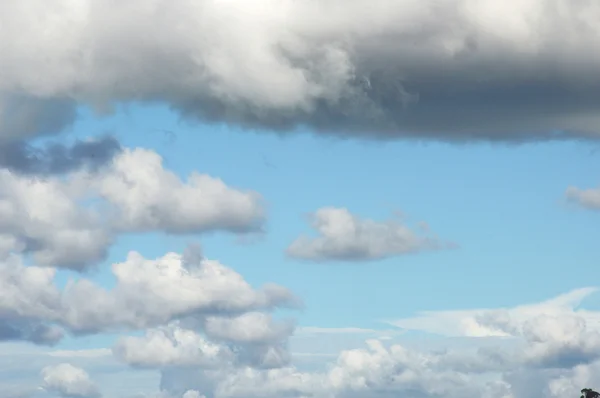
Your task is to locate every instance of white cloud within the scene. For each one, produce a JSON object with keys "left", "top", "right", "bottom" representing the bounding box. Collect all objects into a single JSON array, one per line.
[
  {"left": 113, "top": 326, "right": 232, "bottom": 368},
  {"left": 203, "top": 312, "right": 294, "bottom": 344},
  {"left": 0, "top": 146, "right": 265, "bottom": 271},
  {"left": 0, "top": 168, "right": 111, "bottom": 270},
  {"left": 41, "top": 363, "right": 101, "bottom": 398},
  {"left": 89, "top": 148, "right": 265, "bottom": 234},
  {"left": 388, "top": 288, "right": 600, "bottom": 337},
  {"left": 287, "top": 207, "right": 449, "bottom": 261},
  {"left": 0, "top": 249, "right": 296, "bottom": 341},
  {"left": 5, "top": 288, "right": 600, "bottom": 398}
]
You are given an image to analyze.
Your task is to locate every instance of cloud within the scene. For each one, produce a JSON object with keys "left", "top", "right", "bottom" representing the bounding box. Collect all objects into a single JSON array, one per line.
[
  {"left": 90, "top": 148, "right": 265, "bottom": 234},
  {"left": 7, "top": 287, "right": 600, "bottom": 398},
  {"left": 287, "top": 207, "right": 450, "bottom": 261},
  {"left": 0, "top": 136, "right": 122, "bottom": 176},
  {"left": 40, "top": 363, "right": 101, "bottom": 398},
  {"left": 0, "top": 168, "right": 112, "bottom": 270},
  {"left": 3, "top": 0, "right": 600, "bottom": 142},
  {"left": 566, "top": 186, "right": 600, "bottom": 210},
  {"left": 203, "top": 313, "right": 294, "bottom": 345},
  {"left": 0, "top": 94, "right": 77, "bottom": 142},
  {"left": 0, "top": 248, "right": 296, "bottom": 342},
  {"left": 388, "top": 287, "right": 600, "bottom": 368},
  {"left": 157, "top": 339, "right": 507, "bottom": 398},
  {"left": 155, "top": 288, "right": 600, "bottom": 398},
  {"left": 113, "top": 326, "right": 232, "bottom": 369},
  {"left": 0, "top": 146, "right": 264, "bottom": 270}
]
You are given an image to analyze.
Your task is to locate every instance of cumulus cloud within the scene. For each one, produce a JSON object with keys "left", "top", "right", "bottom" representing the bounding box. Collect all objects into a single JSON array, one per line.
[
  {"left": 0, "top": 168, "right": 112, "bottom": 269},
  {"left": 287, "top": 207, "right": 449, "bottom": 261},
  {"left": 6, "top": 285, "right": 600, "bottom": 398},
  {"left": 90, "top": 148, "right": 265, "bottom": 234},
  {"left": 0, "top": 146, "right": 264, "bottom": 270},
  {"left": 41, "top": 363, "right": 101, "bottom": 398},
  {"left": 3, "top": 0, "right": 600, "bottom": 142},
  {"left": 154, "top": 288, "right": 600, "bottom": 398},
  {"left": 113, "top": 326, "right": 232, "bottom": 368},
  {"left": 158, "top": 339, "right": 507, "bottom": 398},
  {"left": 114, "top": 320, "right": 293, "bottom": 370},
  {"left": 0, "top": 249, "right": 296, "bottom": 342}
]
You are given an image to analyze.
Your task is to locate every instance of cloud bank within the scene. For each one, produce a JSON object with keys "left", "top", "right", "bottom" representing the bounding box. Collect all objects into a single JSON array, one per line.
[{"left": 2, "top": 0, "right": 600, "bottom": 142}]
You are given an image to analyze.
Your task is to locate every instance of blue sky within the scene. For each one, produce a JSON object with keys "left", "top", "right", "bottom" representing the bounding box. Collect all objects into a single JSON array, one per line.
[
  {"left": 64, "top": 104, "right": 600, "bottom": 325},
  {"left": 6, "top": 102, "right": 600, "bottom": 398},
  {"left": 4, "top": 1, "right": 600, "bottom": 398}
]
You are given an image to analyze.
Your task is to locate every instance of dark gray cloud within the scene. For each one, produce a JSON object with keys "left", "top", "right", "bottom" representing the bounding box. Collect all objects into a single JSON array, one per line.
[
  {"left": 0, "top": 136, "right": 122, "bottom": 175},
  {"left": 0, "top": 320, "right": 63, "bottom": 346},
  {"left": 0, "top": 94, "right": 77, "bottom": 142},
  {"left": 2, "top": 0, "right": 600, "bottom": 143}
]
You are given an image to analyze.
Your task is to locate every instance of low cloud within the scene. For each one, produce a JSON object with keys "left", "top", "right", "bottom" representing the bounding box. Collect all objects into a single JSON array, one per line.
[
  {"left": 3, "top": 1, "right": 600, "bottom": 142},
  {"left": 0, "top": 248, "right": 296, "bottom": 342},
  {"left": 287, "top": 207, "right": 450, "bottom": 262},
  {"left": 0, "top": 146, "right": 265, "bottom": 270},
  {"left": 40, "top": 363, "right": 101, "bottom": 398}
]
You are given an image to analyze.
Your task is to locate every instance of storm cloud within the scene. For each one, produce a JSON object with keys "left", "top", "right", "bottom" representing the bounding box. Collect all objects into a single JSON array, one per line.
[{"left": 2, "top": 0, "right": 600, "bottom": 142}]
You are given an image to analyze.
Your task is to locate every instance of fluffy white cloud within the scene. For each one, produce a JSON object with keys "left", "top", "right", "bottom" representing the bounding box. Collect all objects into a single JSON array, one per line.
[
  {"left": 0, "top": 249, "right": 295, "bottom": 342},
  {"left": 3, "top": 0, "right": 600, "bottom": 141},
  {"left": 156, "top": 289, "right": 600, "bottom": 398},
  {"left": 113, "top": 326, "right": 232, "bottom": 368},
  {"left": 0, "top": 146, "right": 265, "bottom": 270},
  {"left": 89, "top": 148, "right": 265, "bottom": 234},
  {"left": 0, "top": 168, "right": 111, "bottom": 270},
  {"left": 41, "top": 363, "right": 100, "bottom": 398},
  {"left": 287, "top": 207, "right": 449, "bottom": 261}
]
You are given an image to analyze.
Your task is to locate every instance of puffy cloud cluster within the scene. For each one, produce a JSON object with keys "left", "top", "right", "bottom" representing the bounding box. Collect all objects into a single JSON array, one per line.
[
  {"left": 152, "top": 288, "right": 600, "bottom": 398},
  {"left": 2, "top": 0, "right": 600, "bottom": 142},
  {"left": 0, "top": 146, "right": 264, "bottom": 270},
  {"left": 5, "top": 246, "right": 597, "bottom": 398},
  {"left": 287, "top": 207, "right": 450, "bottom": 261},
  {"left": 0, "top": 249, "right": 295, "bottom": 344}
]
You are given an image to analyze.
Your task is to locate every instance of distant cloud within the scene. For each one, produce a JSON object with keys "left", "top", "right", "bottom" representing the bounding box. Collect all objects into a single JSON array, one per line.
[
  {"left": 388, "top": 287, "right": 600, "bottom": 368},
  {"left": 3, "top": 1, "right": 600, "bottom": 142},
  {"left": 0, "top": 248, "right": 296, "bottom": 343},
  {"left": 287, "top": 207, "right": 451, "bottom": 262},
  {"left": 566, "top": 186, "right": 600, "bottom": 210},
  {"left": 41, "top": 363, "right": 101, "bottom": 398}
]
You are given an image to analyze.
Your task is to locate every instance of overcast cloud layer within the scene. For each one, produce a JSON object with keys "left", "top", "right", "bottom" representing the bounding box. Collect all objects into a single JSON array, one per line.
[{"left": 2, "top": 0, "right": 600, "bottom": 142}]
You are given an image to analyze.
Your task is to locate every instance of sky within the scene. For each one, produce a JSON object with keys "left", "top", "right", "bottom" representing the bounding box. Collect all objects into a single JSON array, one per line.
[{"left": 2, "top": 1, "right": 600, "bottom": 398}]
